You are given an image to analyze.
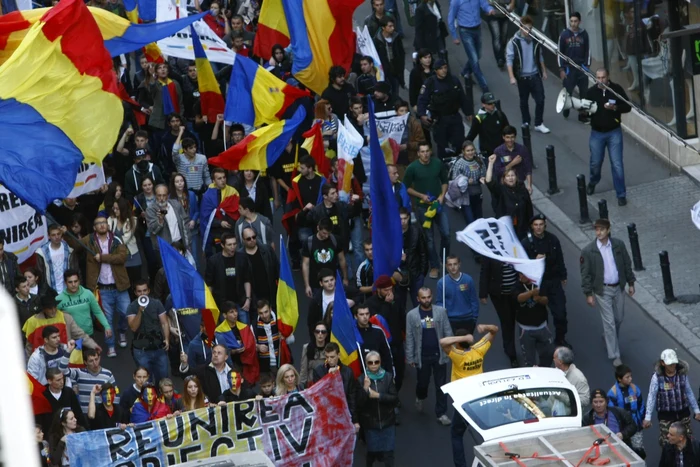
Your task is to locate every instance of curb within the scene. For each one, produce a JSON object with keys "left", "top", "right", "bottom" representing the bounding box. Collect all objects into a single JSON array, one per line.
[{"left": 529, "top": 185, "right": 700, "bottom": 363}]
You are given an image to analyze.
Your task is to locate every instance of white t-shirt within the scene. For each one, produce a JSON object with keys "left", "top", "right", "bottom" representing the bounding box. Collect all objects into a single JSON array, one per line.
[
  {"left": 49, "top": 246, "right": 65, "bottom": 293},
  {"left": 322, "top": 290, "right": 334, "bottom": 317},
  {"left": 165, "top": 207, "right": 182, "bottom": 243}
]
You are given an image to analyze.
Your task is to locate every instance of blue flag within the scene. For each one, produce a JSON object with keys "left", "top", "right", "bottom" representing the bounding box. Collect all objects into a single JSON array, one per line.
[{"left": 368, "top": 98, "right": 402, "bottom": 282}]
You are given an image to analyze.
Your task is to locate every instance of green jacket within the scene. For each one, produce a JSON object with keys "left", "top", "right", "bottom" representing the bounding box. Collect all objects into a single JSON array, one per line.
[
  {"left": 580, "top": 237, "right": 635, "bottom": 297},
  {"left": 56, "top": 286, "right": 110, "bottom": 336}
]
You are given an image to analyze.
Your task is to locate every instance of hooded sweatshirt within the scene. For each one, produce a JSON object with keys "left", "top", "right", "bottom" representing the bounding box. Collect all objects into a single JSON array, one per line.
[{"left": 56, "top": 286, "right": 110, "bottom": 336}]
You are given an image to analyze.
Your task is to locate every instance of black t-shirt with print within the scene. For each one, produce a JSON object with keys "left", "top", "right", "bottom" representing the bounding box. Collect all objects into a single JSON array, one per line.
[
  {"left": 302, "top": 234, "right": 344, "bottom": 285},
  {"left": 223, "top": 255, "right": 240, "bottom": 303}
]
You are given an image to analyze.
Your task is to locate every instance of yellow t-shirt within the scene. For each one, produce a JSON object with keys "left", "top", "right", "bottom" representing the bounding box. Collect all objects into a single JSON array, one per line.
[{"left": 448, "top": 335, "right": 492, "bottom": 382}]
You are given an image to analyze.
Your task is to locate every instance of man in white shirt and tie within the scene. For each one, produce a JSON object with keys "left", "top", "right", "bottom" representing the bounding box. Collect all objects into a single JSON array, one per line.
[{"left": 580, "top": 218, "right": 635, "bottom": 367}]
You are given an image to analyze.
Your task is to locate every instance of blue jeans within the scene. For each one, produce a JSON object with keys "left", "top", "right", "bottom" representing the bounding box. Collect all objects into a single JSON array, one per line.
[
  {"left": 589, "top": 127, "right": 626, "bottom": 198},
  {"left": 414, "top": 204, "right": 450, "bottom": 269},
  {"left": 348, "top": 216, "right": 365, "bottom": 279},
  {"left": 486, "top": 17, "right": 508, "bottom": 63},
  {"left": 100, "top": 288, "right": 130, "bottom": 348},
  {"left": 416, "top": 353, "right": 447, "bottom": 417},
  {"left": 132, "top": 348, "right": 169, "bottom": 386},
  {"left": 459, "top": 193, "right": 484, "bottom": 226},
  {"left": 517, "top": 75, "right": 545, "bottom": 126},
  {"left": 458, "top": 26, "right": 488, "bottom": 92}
]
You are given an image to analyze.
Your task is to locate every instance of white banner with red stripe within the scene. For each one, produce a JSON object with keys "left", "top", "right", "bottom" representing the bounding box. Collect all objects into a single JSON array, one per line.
[{"left": 0, "top": 186, "right": 47, "bottom": 263}]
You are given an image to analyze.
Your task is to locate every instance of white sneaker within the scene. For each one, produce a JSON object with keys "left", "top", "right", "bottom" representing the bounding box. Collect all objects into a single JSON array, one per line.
[
  {"left": 534, "top": 124, "right": 551, "bottom": 134},
  {"left": 119, "top": 333, "right": 127, "bottom": 348},
  {"left": 107, "top": 347, "right": 117, "bottom": 358},
  {"left": 415, "top": 398, "right": 423, "bottom": 412},
  {"left": 437, "top": 415, "right": 452, "bottom": 426}
]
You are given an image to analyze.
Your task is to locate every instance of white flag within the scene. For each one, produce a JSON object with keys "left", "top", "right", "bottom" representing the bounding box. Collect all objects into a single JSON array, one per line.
[
  {"left": 692, "top": 201, "right": 700, "bottom": 230},
  {"left": 67, "top": 164, "right": 106, "bottom": 199},
  {"left": 336, "top": 118, "right": 364, "bottom": 197},
  {"left": 355, "top": 25, "right": 385, "bottom": 81},
  {"left": 456, "top": 217, "right": 545, "bottom": 285}
]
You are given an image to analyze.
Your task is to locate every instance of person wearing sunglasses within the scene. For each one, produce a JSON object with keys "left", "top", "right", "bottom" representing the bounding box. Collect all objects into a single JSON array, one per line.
[
  {"left": 357, "top": 351, "right": 398, "bottom": 467},
  {"left": 300, "top": 322, "right": 330, "bottom": 388},
  {"left": 236, "top": 227, "right": 279, "bottom": 307}
]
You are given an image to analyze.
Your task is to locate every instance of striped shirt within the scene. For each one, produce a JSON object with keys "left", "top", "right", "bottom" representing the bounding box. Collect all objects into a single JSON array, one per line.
[
  {"left": 171, "top": 144, "right": 212, "bottom": 191},
  {"left": 501, "top": 264, "right": 518, "bottom": 293},
  {"left": 60, "top": 360, "right": 119, "bottom": 413}
]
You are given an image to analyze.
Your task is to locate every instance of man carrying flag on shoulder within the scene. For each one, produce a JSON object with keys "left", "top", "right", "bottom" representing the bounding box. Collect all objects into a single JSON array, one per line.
[
  {"left": 200, "top": 168, "right": 240, "bottom": 255},
  {"left": 213, "top": 301, "right": 259, "bottom": 385}
]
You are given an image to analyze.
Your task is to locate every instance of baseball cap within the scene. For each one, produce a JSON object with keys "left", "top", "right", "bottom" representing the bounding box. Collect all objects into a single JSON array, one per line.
[
  {"left": 433, "top": 58, "right": 447, "bottom": 70},
  {"left": 661, "top": 349, "right": 679, "bottom": 365},
  {"left": 590, "top": 388, "right": 607, "bottom": 401},
  {"left": 481, "top": 92, "right": 497, "bottom": 104},
  {"left": 530, "top": 214, "right": 546, "bottom": 224},
  {"left": 132, "top": 148, "right": 147, "bottom": 159}
]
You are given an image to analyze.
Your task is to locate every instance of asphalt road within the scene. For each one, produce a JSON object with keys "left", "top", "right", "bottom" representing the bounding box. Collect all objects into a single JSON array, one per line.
[{"left": 99, "top": 4, "right": 698, "bottom": 467}]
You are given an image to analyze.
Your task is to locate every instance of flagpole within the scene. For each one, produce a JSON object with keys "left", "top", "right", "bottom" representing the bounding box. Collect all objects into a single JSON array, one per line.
[
  {"left": 442, "top": 247, "right": 446, "bottom": 306},
  {"left": 356, "top": 341, "right": 367, "bottom": 375},
  {"left": 173, "top": 308, "right": 185, "bottom": 354},
  {"left": 223, "top": 122, "right": 228, "bottom": 150}
]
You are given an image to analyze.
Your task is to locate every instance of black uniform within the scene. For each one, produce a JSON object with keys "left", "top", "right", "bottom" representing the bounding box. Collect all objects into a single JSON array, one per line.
[
  {"left": 521, "top": 230, "right": 569, "bottom": 345},
  {"left": 465, "top": 106, "right": 510, "bottom": 156},
  {"left": 417, "top": 73, "right": 470, "bottom": 159}
]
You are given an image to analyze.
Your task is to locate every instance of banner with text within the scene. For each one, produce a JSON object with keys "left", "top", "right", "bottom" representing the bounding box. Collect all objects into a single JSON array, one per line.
[
  {"left": 355, "top": 25, "right": 384, "bottom": 81},
  {"left": 66, "top": 373, "right": 355, "bottom": 467},
  {"left": 0, "top": 186, "right": 47, "bottom": 263},
  {"left": 67, "top": 163, "right": 106, "bottom": 199},
  {"left": 456, "top": 217, "right": 545, "bottom": 285},
  {"left": 370, "top": 113, "right": 408, "bottom": 144}
]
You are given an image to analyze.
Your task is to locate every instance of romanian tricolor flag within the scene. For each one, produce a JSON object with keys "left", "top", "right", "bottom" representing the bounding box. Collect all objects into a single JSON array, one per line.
[
  {"left": 301, "top": 121, "right": 332, "bottom": 177},
  {"left": 68, "top": 339, "right": 85, "bottom": 368},
  {"left": 0, "top": 0, "right": 122, "bottom": 211},
  {"left": 215, "top": 319, "right": 260, "bottom": 384},
  {"left": 276, "top": 236, "right": 298, "bottom": 337},
  {"left": 225, "top": 53, "right": 309, "bottom": 128},
  {"left": 200, "top": 184, "right": 240, "bottom": 249},
  {"left": 281, "top": 0, "right": 363, "bottom": 95},
  {"left": 330, "top": 271, "right": 363, "bottom": 377},
  {"left": 27, "top": 372, "right": 52, "bottom": 415},
  {"left": 209, "top": 106, "right": 306, "bottom": 171},
  {"left": 157, "top": 237, "right": 220, "bottom": 342},
  {"left": 0, "top": 7, "right": 205, "bottom": 66},
  {"left": 123, "top": 0, "right": 164, "bottom": 63},
  {"left": 190, "top": 25, "right": 224, "bottom": 124},
  {"left": 253, "top": 0, "right": 290, "bottom": 60}
]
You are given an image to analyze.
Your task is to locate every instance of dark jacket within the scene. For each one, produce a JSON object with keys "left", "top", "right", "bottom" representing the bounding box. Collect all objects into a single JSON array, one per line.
[
  {"left": 401, "top": 224, "right": 429, "bottom": 280},
  {"left": 15, "top": 293, "right": 41, "bottom": 330},
  {"left": 234, "top": 179, "right": 273, "bottom": 221},
  {"left": 521, "top": 231, "right": 567, "bottom": 284},
  {"left": 205, "top": 252, "right": 243, "bottom": 309},
  {"left": 417, "top": 73, "right": 471, "bottom": 118},
  {"left": 479, "top": 256, "right": 509, "bottom": 298},
  {"left": 307, "top": 285, "right": 360, "bottom": 337},
  {"left": 466, "top": 107, "right": 510, "bottom": 155},
  {"left": 582, "top": 405, "right": 637, "bottom": 445},
  {"left": 219, "top": 384, "right": 257, "bottom": 403},
  {"left": 185, "top": 363, "right": 230, "bottom": 403},
  {"left": 234, "top": 244, "right": 280, "bottom": 303},
  {"left": 357, "top": 371, "right": 398, "bottom": 430},
  {"left": 659, "top": 438, "right": 700, "bottom": 467},
  {"left": 307, "top": 200, "right": 361, "bottom": 250},
  {"left": 313, "top": 364, "right": 359, "bottom": 422},
  {"left": 124, "top": 163, "right": 165, "bottom": 201},
  {"left": 365, "top": 293, "right": 405, "bottom": 344},
  {"left": 558, "top": 28, "right": 591, "bottom": 68},
  {"left": 413, "top": 1, "right": 447, "bottom": 54},
  {"left": 49, "top": 427, "right": 86, "bottom": 466},
  {"left": 580, "top": 237, "right": 635, "bottom": 297},
  {"left": 409, "top": 65, "right": 433, "bottom": 109},
  {"left": 507, "top": 33, "right": 544, "bottom": 79},
  {"left": 373, "top": 29, "right": 405, "bottom": 86},
  {"left": 37, "top": 387, "right": 87, "bottom": 434},
  {"left": 0, "top": 251, "right": 19, "bottom": 295},
  {"left": 357, "top": 324, "right": 395, "bottom": 377},
  {"left": 585, "top": 82, "right": 632, "bottom": 133},
  {"left": 486, "top": 179, "right": 533, "bottom": 239}
]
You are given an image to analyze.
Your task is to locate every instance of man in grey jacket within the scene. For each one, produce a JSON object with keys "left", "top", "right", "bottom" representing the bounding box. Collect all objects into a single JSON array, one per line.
[
  {"left": 406, "top": 287, "right": 453, "bottom": 425},
  {"left": 146, "top": 185, "right": 190, "bottom": 252},
  {"left": 580, "top": 218, "right": 634, "bottom": 367}
]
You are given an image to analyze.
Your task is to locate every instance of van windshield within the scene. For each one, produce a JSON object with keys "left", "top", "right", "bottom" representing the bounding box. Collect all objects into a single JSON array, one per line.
[{"left": 463, "top": 387, "right": 578, "bottom": 430}]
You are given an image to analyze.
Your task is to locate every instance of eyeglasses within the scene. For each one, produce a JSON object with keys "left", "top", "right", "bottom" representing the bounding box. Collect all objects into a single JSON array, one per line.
[
  {"left": 314, "top": 329, "right": 328, "bottom": 334},
  {"left": 245, "top": 235, "right": 257, "bottom": 241},
  {"left": 367, "top": 360, "right": 380, "bottom": 365}
]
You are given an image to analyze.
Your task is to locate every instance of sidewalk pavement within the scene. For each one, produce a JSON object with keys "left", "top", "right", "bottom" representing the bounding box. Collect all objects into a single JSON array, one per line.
[{"left": 438, "top": 24, "right": 700, "bottom": 360}]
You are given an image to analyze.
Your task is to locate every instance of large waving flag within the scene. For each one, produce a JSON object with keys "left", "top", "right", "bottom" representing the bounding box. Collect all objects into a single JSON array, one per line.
[
  {"left": 0, "top": 0, "right": 122, "bottom": 211},
  {"left": 368, "top": 98, "right": 402, "bottom": 282},
  {"left": 276, "top": 236, "right": 299, "bottom": 337},
  {"left": 123, "top": 0, "right": 164, "bottom": 63},
  {"left": 209, "top": 106, "right": 306, "bottom": 171},
  {"left": 301, "top": 121, "right": 331, "bottom": 177},
  {"left": 330, "top": 271, "right": 363, "bottom": 377},
  {"left": 253, "top": 0, "right": 290, "bottom": 60},
  {"left": 0, "top": 8, "right": 206, "bottom": 66},
  {"left": 225, "top": 53, "right": 309, "bottom": 127},
  {"left": 281, "top": 0, "right": 363, "bottom": 94},
  {"left": 215, "top": 319, "right": 260, "bottom": 384},
  {"left": 190, "top": 25, "right": 224, "bottom": 123},
  {"left": 200, "top": 184, "right": 240, "bottom": 248},
  {"left": 157, "top": 237, "right": 220, "bottom": 341}
]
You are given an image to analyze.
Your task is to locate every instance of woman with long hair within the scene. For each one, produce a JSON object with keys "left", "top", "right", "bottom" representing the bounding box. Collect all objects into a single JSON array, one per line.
[
  {"left": 485, "top": 154, "right": 533, "bottom": 239},
  {"left": 275, "top": 364, "right": 302, "bottom": 396},
  {"left": 169, "top": 173, "right": 202, "bottom": 272},
  {"left": 234, "top": 170, "right": 273, "bottom": 220},
  {"left": 450, "top": 140, "right": 487, "bottom": 226},
  {"left": 182, "top": 375, "right": 208, "bottom": 411},
  {"left": 108, "top": 197, "right": 142, "bottom": 287},
  {"left": 300, "top": 321, "right": 329, "bottom": 388},
  {"left": 134, "top": 176, "right": 158, "bottom": 282},
  {"left": 49, "top": 408, "right": 86, "bottom": 466},
  {"left": 24, "top": 267, "right": 47, "bottom": 298},
  {"left": 99, "top": 181, "right": 124, "bottom": 218},
  {"left": 357, "top": 351, "right": 398, "bottom": 466},
  {"left": 314, "top": 99, "right": 339, "bottom": 149}
]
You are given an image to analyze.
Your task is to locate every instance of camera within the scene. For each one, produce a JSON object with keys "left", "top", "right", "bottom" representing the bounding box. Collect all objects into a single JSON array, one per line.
[{"left": 160, "top": 209, "right": 168, "bottom": 215}]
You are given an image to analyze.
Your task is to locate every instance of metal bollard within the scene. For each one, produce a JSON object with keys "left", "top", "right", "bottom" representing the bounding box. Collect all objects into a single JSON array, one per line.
[
  {"left": 659, "top": 251, "right": 677, "bottom": 304},
  {"left": 627, "top": 223, "right": 645, "bottom": 271},
  {"left": 545, "top": 145, "right": 559, "bottom": 195},
  {"left": 522, "top": 123, "right": 537, "bottom": 169},
  {"left": 598, "top": 199, "right": 608, "bottom": 220},
  {"left": 576, "top": 174, "right": 591, "bottom": 224}
]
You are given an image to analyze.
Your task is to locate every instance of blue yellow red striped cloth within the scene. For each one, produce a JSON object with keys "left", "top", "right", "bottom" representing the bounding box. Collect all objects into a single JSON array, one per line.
[
  {"left": 276, "top": 236, "right": 298, "bottom": 337},
  {"left": 191, "top": 25, "right": 224, "bottom": 123},
  {"left": 330, "top": 271, "right": 363, "bottom": 377},
  {"left": 253, "top": 0, "right": 290, "bottom": 60}
]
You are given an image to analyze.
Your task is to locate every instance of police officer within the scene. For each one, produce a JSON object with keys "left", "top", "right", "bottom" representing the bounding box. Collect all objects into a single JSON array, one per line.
[
  {"left": 417, "top": 59, "right": 471, "bottom": 160},
  {"left": 521, "top": 214, "right": 571, "bottom": 348},
  {"left": 465, "top": 92, "right": 510, "bottom": 157}
]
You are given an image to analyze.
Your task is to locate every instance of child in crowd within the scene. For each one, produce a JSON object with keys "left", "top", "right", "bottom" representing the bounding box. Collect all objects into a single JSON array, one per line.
[
  {"left": 607, "top": 364, "right": 646, "bottom": 459},
  {"left": 257, "top": 373, "right": 275, "bottom": 399}
]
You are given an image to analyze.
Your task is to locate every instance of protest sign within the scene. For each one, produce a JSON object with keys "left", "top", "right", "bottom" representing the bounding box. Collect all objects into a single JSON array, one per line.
[
  {"left": 336, "top": 117, "right": 363, "bottom": 195},
  {"left": 373, "top": 113, "right": 408, "bottom": 144},
  {"left": 66, "top": 372, "right": 356, "bottom": 467},
  {"left": 355, "top": 25, "right": 384, "bottom": 81},
  {"left": 67, "top": 163, "right": 105, "bottom": 199},
  {"left": 0, "top": 186, "right": 46, "bottom": 263},
  {"left": 456, "top": 217, "right": 545, "bottom": 285}
]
